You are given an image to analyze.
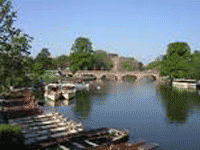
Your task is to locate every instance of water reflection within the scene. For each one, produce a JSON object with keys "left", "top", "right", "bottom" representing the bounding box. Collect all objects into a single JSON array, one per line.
[
  {"left": 44, "top": 78, "right": 200, "bottom": 149},
  {"left": 55, "top": 98, "right": 76, "bottom": 107},
  {"left": 72, "top": 91, "right": 93, "bottom": 121},
  {"left": 156, "top": 83, "right": 200, "bottom": 125}
]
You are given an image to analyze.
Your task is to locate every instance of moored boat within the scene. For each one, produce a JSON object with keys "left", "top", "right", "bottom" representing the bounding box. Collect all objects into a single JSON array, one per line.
[
  {"left": 61, "top": 83, "right": 76, "bottom": 99},
  {"left": 44, "top": 83, "right": 76, "bottom": 101},
  {"left": 56, "top": 128, "right": 129, "bottom": 150}
]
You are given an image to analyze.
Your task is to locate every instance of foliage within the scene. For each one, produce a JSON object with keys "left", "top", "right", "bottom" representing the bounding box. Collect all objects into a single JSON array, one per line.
[
  {"left": 121, "top": 59, "right": 137, "bottom": 71},
  {"left": 32, "top": 87, "right": 44, "bottom": 100},
  {"left": 0, "top": 123, "right": 22, "bottom": 135},
  {"left": 69, "top": 37, "right": 93, "bottom": 72},
  {"left": 34, "top": 48, "right": 52, "bottom": 70},
  {"left": 0, "top": 123, "right": 24, "bottom": 148},
  {"left": 148, "top": 42, "right": 192, "bottom": 84},
  {"left": 30, "top": 48, "right": 53, "bottom": 83},
  {"left": 51, "top": 54, "right": 70, "bottom": 70},
  {"left": 92, "top": 50, "right": 112, "bottom": 70},
  {"left": 41, "top": 70, "right": 58, "bottom": 83},
  {"left": 188, "top": 51, "right": 200, "bottom": 79},
  {"left": 0, "top": 0, "right": 33, "bottom": 93},
  {"left": 31, "top": 62, "right": 45, "bottom": 82}
]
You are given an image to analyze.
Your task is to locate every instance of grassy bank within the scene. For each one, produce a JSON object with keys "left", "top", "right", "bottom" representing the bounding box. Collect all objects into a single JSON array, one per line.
[{"left": 0, "top": 123, "right": 24, "bottom": 148}]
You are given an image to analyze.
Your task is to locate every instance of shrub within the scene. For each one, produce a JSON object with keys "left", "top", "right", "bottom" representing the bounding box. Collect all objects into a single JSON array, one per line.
[{"left": 0, "top": 124, "right": 24, "bottom": 148}]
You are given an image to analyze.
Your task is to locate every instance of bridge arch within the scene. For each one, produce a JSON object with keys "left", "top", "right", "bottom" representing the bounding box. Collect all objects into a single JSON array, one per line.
[
  {"left": 139, "top": 74, "right": 157, "bottom": 81},
  {"left": 100, "top": 75, "right": 107, "bottom": 80},
  {"left": 121, "top": 75, "right": 137, "bottom": 82},
  {"left": 115, "top": 76, "right": 118, "bottom": 81},
  {"left": 82, "top": 74, "right": 97, "bottom": 80}
]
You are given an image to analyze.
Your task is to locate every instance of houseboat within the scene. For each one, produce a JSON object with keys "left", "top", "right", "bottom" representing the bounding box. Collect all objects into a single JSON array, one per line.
[{"left": 172, "top": 79, "right": 197, "bottom": 91}]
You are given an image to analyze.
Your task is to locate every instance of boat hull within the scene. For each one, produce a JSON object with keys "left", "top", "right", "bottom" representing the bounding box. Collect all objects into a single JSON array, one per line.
[{"left": 57, "top": 128, "right": 129, "bottom": 150}]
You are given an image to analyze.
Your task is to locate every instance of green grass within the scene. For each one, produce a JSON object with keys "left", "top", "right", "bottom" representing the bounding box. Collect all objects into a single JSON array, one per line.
[
  {"left": 0, "top": 123, "right": 24, "bottom": 147},
  {"left": 0, "top": 124, "right": 22, "bottom": 135}
]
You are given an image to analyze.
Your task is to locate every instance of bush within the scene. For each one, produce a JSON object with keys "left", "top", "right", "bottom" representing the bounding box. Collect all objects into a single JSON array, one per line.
[
  {"left": 0, "top": 124, "right": 24, "bottom": 148},
  {"left": 42, "top": 71, "right": 58, "bottom": 83}
]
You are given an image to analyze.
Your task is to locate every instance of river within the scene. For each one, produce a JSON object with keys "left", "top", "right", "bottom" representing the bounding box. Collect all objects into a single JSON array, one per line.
[{"left": 43, "top": 77, "right": 200, "bottom": 150}]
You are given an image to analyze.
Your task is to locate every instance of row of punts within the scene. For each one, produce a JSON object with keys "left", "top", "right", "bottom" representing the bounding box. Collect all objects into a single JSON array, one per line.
[{"left": 8, "top": 111, "right": 132, "bottom": 150}]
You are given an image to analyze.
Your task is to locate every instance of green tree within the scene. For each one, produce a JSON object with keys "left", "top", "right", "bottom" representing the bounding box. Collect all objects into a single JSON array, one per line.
[
  {"left": 69, "top": 37, "right": 93, "bottom": 73},
  {"left": 120, "top": 58, "right": 137, "bottom": 72},
  {"left": 52, "top": 54, "right": 70, "bottom": 70},
  {"left": 188, "top": 51, "right": 200, "bottom": 79},
  {"left": 148, "top": 42, "right": 192, "bottom": 86},
  {"left": 92, "top": 50, "right": 112, "bottom": 70},
  {"left": 34, "top": 48, "right": 52, "bottom": 70},
  {"left": 0, "top": 0, "right": 33, "bottom": 94},
  {"left": 31, "top": 62, "right": 45, "bottom": 81}
]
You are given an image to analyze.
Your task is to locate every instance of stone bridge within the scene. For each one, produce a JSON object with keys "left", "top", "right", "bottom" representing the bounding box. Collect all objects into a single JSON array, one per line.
[{"left": 65, "top": 70, "right": 162, "bottom": 81}]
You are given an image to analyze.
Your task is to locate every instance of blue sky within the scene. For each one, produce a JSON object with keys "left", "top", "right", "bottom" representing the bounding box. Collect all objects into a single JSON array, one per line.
[{"left": 13, "top": 0, "right": 200, "bottom": 64}]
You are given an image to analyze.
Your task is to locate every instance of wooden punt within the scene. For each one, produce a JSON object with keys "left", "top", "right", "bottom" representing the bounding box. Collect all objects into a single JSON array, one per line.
[
  {"left": 59, "top": 128, "right": 129, "bottom": 150},
  {"left": 138, "top": 143, "right": 159, "bottom": 150}
]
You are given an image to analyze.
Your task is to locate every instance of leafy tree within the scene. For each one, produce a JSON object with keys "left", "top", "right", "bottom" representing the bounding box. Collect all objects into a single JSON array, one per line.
[
  {"left": 91, "top": 50, "right": 112, "bottom": 70},
  {"left": 34, "top": 48, "right": 52, "bottom": 70},
  {"left": 138, "top": 62, "right": 143, "bottom": 71},
  {"left": 69, "top": 37, "right": 93, "bottom": 73},
  {"left": 188, "top": 52, "right": 200, "bottom": 79},
  {"left": 52, "top": 54, "right": 70, "bottom": 70},
  {"left": 0, "top": 0, "right": 33, "bottom": 94},
  {"left": 31, "top": 62, "right": 45, "bottom": 82},
  {"left": 120, "top": 58, "right": 137, "bottom": 72},
  {"left": 148, "top": 42, "right": 192, "bottom": 86},
  {"left": 194, "top": 50, "right": 200, "bottom": 54}
]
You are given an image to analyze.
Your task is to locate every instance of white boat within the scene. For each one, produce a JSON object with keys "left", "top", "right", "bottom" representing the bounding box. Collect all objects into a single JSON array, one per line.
[
  {"left": 74, "top": 82, "right": 90, "bottom": 91},
  {"left": 44, "top": 83, "right": 61, "bottom": 101},
  {"left": 61, "top": 83, "right": 76, "bottom": 99},
  {"left": 44, "top": 83, "right": 76, "bottom": 101}
]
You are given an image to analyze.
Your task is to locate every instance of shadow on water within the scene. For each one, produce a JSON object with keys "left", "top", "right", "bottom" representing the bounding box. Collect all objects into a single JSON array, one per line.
[{"left": 155, "top": 83, "right": 200, "bottom": 125}]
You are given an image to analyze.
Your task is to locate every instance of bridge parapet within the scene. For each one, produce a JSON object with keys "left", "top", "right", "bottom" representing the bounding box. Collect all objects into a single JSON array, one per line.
[{"left": 72, "top": 71, "right": 161, "bottom": 81}]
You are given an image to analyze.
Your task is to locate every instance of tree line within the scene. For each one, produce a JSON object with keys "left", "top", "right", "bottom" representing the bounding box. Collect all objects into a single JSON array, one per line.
[
  {"left": 148, "top": 42, "right": 200, "bottom": 86},
  {"left": 3, "top": 0, "right": 196, "bottom": 94},
  {"left": 0, "top": 0, "right": 115, "bottom": 92}
]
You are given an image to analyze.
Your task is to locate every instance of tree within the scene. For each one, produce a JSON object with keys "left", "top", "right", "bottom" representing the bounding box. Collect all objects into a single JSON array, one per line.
[
  {"left": 194, "top": 50, "right": 200, "bottom": 54},
  {"left": 138, "top": 62, "right": 143, "bottom": 71},
  {"left": 53, "top": 54, "right": 70, "bottom": 70},
  {"left": 34, "top": 48, "right": 52, "bottom": 70},
  {"left": 31, "top": 62, "right": 45, "bottom": 81},
  {"left": 119, "top": 57, "right": 137, "bottom": 72},
  {"left": 188, "top": 51, "right": 200, "bottom": 79},
  {"left": 69, "top": 37, "right": 93, "bottom": 73},
  {"left": 0, "top": 0, "right": 33, "bottom": 94},
  {"left": 91, "top": 50, "right": 112, "bottom": 70},
  {"left": 148, "top": 42, "right": 192, "bottom": 86}
]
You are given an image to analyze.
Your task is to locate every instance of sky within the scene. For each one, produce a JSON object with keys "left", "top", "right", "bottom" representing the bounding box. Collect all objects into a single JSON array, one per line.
[{"left": 13, "top": 0, "right": 200, "bottom": 64}]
